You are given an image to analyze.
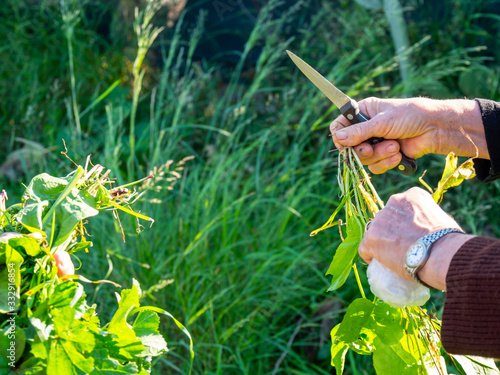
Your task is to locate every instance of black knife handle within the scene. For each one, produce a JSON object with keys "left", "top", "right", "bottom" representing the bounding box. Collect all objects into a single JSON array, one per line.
[{"left": 339, "top": 99, "right": 417, "bottom": 176}]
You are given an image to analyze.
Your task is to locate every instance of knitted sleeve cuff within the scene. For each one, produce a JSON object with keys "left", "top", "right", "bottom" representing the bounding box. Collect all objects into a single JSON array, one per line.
[
  {"left": 473, "top": 99, "right": 500, "bottom": 182},
  {"left": 441, "top": 236, "right": 500, "bottom": 357}
]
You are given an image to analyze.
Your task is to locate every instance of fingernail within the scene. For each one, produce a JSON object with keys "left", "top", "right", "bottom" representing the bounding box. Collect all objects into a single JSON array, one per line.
[
  {"left": 336, "top": 130, "right": 348, "bottom": 140},
  {"left": 387, "top": 144, "right": 397, "bottom": 153}
]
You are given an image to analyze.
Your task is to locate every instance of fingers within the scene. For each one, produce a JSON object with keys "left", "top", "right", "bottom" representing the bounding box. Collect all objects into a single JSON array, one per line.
[
  {"left": 367, "top": 152, "right": 402, "bottom": 174},
  {"left": 331, "top": 116, "right": 404, "bottom": 173},
  {"left": 330, "top": 98, "right": 389, "bottom": 147},
  {"left": 358, "top": 237, "right": 373, "bottom": 265},
  {"left": 331, "top": 119, "right": 378, "bottom": 147},
  {"left": 53, "top": 252, "right": 75, "bottom": 277},
  {"left": 330, "top": 115, "right": 352, "bottom": 150},
  {"left": 352, "top": 139, "right": 403, "bottom": 174}
]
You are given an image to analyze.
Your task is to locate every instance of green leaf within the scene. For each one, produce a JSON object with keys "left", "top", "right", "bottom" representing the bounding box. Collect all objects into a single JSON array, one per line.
[
  {"left": 330, "top": 324, "right": 349, "bottom": 374},
  {"left": 8, "top": 236, "right": 42, "bottom": 257},
  {"left": 326, "top": 214, "right": 363, "bottom": 291},
  {"left": 16, "top": 200, "right": 49, "bottom": 231},
  {"left": 19, "top": 356, "right": 46, "bottom": 374},
  {"left": 131, "top": 305, "right": 194, "bottom": 375},
  {"left": 62, "top": 340, "right": 94, "bottom": 374},
  {"left": 22, "top": 173, "right": 72, "bottom": 202},
  {"left": 108, "top": 280, "right": 141, "bottom": 334},
  {"left": 48, "top": 282, "right": 84, "bottom": 309},
  {"left": 132, "top": 310, "right": 160, "bottom": 336},
  {"left": 51, "top": 306, "right": 96, "bottom": 353},
  {"left": 369, "top": 303, "right": 404, "bottom": 345},
  {"left": 373, "top": 335, "right": 421, "bottom": 375},
  {"left": 0, "top": 325, "right": 25, "bottom": 363},
  {"left": 0, "top": 268, "right": 13, "bottom": 314},
  {"left": 0, "top": 358, "right": 11, "bottom": 375},
  {"left": 51, "top": 188, "right": 98, "bottom": 245},
  {"left": 30, "top": 338, "right": 48, "bottom": 360},
  {"left": 336, "top": 298, "right": 375, "bottom": 343},
  {"left": 17, "top": 171, "right": 99, "bottom": 246},
  {"left": 67, "top": 240, "right": 93, "bottom": 254},
  {"left": 47, "top": 341, "right": 75, "bottom": 375},
  {"left": 91, "top": 357, "right": 139, "bottom": 374},
  {"left": 132, "top": 310, "right": 167, "bottom": 357},
  {"left": 107, "top": 280, "right": 145, "bottom": 359},
  {"left": 347, "top": 327, "right": 376, "bottom": 355},
  {"left": 0, "top": 245, "right": 23, "bottom": 313}
]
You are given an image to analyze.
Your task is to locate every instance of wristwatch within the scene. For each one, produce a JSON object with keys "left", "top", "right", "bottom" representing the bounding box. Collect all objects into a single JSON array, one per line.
[{"left": 404, "top": 228, "right": 465, "bottom": 288}]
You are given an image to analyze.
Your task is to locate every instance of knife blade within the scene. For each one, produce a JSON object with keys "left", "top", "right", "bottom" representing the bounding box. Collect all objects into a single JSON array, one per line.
[{"left": 287, "top": 50, "right": 417, "bottom": 176}]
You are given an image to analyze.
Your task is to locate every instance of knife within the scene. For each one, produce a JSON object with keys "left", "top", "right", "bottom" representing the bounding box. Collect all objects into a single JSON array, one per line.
[{"left": 286, "top": 50, "right": 417, "bottom": 176}]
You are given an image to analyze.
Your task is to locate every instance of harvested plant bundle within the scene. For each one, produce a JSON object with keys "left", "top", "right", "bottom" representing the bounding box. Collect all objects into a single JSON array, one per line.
[{"left": 312, "top": 146, "right": 496, "bottom": 375}]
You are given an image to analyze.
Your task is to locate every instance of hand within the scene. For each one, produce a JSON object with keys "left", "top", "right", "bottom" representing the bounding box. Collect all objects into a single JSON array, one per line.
[
  {"left": 53, "top": 252, "right": 75, "bottom": 277},
  {"left": 330, "top": 97, "right": 486, "bottom": 174},
  {"left": 360, "top": 187, "right": 472, "bottom": 290},
  {"left": 0, "top": 232, "right": 75, "bottom": 277}
]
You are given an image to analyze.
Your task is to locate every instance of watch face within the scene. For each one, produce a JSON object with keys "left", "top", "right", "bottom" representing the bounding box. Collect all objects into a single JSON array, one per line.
[{"left": 406, "top": 242, "right": 426, "bottom": 267}]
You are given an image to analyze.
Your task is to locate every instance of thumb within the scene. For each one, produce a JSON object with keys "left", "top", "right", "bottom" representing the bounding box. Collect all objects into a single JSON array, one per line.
[{"left": 334, "top": 120, "right": 379, "bottom": 146}]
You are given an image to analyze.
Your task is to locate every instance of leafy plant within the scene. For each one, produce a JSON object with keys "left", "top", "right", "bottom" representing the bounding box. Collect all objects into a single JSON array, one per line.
[
  {"left": 312, "top": 146, "right": 497, "bottom": 374},
  {"left": 0, "top": 159, "right": 193, "bottom": 374}
]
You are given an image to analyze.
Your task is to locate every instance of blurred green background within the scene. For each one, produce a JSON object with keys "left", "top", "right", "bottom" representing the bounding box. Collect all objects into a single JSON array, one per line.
[{"left": 1, "top": 0, "right": 500, "bottom": 373}]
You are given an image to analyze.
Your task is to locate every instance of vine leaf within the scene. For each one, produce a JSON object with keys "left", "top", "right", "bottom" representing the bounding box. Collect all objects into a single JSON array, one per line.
[
  {"left": 0, "top": 243, "right": 24, "bottom": 313},
  {"left": 107, "top": 279, "right": 145, "bottom": 360},
  {"left": 347, "top": 327, "right": 377, "bottom": 355},
  {"left": 432, "top": 152, "right": 476, "bottom": 203},
  {"left": 336, "top": 298, "right": 375, "bottom": 343},
  {"left": 326, "top": 214, "right": 363, "bottom": 291},
  {"left": 368, "top": 303, "right": 404, "bottom": 346},
  {"left": 16, "top": 171, "right": 99, "bottom": 246},
  {"left": 372, "top": 335, "right": 421, "bottom": 375},
  {"left": 330, "top": 324, "right": 349, "bottom": 374},
  {"left": 132, "top": 310, "right": 168, "bottom": 357}
]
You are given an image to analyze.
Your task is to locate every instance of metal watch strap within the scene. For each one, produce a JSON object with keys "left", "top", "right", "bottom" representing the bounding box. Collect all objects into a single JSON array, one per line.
[{"left": 407, "top": 228, "right": 465, "bottom": 289}]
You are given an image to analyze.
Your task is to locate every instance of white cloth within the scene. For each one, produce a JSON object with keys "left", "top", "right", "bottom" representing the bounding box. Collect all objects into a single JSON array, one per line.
[{"left": 367, "top": 259, "right": 430, "bottom": 308}]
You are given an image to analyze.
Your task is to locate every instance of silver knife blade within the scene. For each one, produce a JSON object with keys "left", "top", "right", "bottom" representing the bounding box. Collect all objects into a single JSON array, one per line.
[{"left": 286, "top": 50, "right": 350, "bottom": 110}]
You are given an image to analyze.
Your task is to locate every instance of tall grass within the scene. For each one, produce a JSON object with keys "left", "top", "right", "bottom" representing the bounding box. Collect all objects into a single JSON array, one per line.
[{"left": 1, "top": 0, "right": 500, "bottom": 373}]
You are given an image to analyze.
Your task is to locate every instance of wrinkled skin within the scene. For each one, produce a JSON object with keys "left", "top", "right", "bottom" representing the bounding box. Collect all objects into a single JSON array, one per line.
[
  {"left": 360, "top": 187, "right": 472, "bottom": 290},
  {"left": 330, "top": 97, "right": 486, "bottom": 174}
]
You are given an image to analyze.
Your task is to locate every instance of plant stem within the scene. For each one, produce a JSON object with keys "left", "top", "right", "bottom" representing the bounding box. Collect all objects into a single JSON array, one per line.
[
  {"left": 127, "top": 69, "right": 145, "bottom": 179},
  {"left": 351, "top": 148, "right": 385, "bottom": 209},
  {"left": 353, "top": 263, "right": 366, "bottom": 299},
  {"left": 67, "top": 30, "right": 81, "bottom": 135}
]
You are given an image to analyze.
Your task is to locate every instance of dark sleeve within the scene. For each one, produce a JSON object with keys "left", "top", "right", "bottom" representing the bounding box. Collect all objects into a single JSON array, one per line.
[
  {"left": 473, "top": 99, "right": 500, "bottom": 182},
  {"left": 441, "top": 236, "right": 500, "bottom": 357}
]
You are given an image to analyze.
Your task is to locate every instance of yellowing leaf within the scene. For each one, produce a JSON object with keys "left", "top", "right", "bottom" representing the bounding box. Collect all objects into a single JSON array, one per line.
[
  {"left": 433, "top": 152, "right": 476, "bottom": 203},
  {"left": 310, "top": 194, "right": 348, "bottom": 236}
]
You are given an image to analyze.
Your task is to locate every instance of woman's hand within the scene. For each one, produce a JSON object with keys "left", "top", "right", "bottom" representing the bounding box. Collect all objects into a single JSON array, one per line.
[
  {"left": 360, "top": 187, "right": 473, "bottom": 290},
  {"left": 330, "top": 97, "right": 486, "bottom": 174}
]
